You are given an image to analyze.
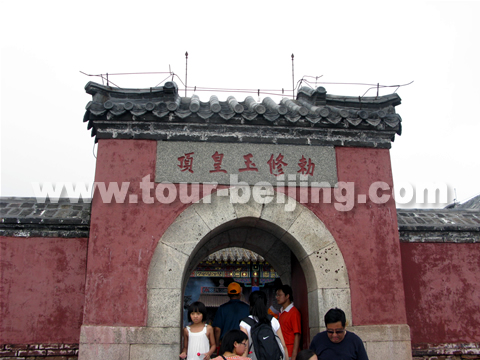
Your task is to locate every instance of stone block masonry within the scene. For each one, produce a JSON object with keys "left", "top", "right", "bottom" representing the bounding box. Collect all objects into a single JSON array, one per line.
[
  {"left": 412, "top": 343, "right": 480, "bottom": 360},
  {"left": 0, "top": 344, "right": 78, "bottom": 359}
]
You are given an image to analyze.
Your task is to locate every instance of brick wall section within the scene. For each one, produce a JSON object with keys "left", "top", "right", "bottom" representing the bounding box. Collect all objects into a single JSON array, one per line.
[{"left": 0, "top": 344, "right": 78, "bottom": 359}]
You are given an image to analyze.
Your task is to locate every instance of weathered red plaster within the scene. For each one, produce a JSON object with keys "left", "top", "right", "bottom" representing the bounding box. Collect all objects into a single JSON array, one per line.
[
  {"left": 0, "top": 237, "right": 87, "bottom": 343},
  {"left": 84, "top": 139, "right": 190, "bottom": 326},
  {"left": 401, "top": 242, "right": 480, "bottom": 344}
]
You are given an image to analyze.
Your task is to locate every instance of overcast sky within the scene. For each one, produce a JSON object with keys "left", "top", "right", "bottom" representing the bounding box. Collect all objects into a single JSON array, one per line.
[{"left": 1, "top": 1, "right": 479, "bottom": 208}]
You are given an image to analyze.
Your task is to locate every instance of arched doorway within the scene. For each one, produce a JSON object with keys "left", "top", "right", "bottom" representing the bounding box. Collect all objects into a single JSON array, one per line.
[
  {"left": 146, "top": 191, "right": 351, "bottom": 357},
  {"left": 183, "top": 246, "right": 284, "bottom": 328}
]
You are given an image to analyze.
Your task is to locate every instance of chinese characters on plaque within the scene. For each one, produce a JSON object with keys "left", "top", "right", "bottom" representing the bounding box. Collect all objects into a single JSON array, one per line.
[
  {"left": 178, "top": 151, "right": 315, "bottom": 177},
  {"left": 157, "top": 141, "right": 337, "bottom": 187}
]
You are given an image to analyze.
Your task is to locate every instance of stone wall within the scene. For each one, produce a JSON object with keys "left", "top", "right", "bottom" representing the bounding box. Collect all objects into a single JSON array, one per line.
[
  {"left": 0, "top": 344, "right": 78, "bottom": 359},
  {"left": 412, "top": 343, "right": 480, "bottom": 359}
]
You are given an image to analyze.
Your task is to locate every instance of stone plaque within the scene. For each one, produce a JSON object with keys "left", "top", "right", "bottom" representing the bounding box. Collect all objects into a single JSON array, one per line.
[{"left": 155, "top": 141, "right": 337, "bottom": 187}]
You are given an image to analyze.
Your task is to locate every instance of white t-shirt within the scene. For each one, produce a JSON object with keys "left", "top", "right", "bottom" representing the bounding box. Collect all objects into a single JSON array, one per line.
[{"left": 239, "top": 315, "right": 281, "bottom": 360}]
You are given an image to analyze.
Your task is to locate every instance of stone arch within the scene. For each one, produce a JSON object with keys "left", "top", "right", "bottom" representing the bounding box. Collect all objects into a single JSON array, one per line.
[{"left": 146, "top": 190, "right": 352, "bottom": 353}]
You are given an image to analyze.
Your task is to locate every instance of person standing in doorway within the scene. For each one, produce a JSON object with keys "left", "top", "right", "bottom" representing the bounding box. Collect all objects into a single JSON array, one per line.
[
  {"left": 276, "top": 285, "right": 302, "bottom": 360},
  {"left": 213, "top": 282, "right": 250, "bottom": 354},
  {"left": 309, "top": 308, "right": 368, "bottom": 360},
  {"left": 180, "top": 302, "right": 216, "bottom": 360},
  {"left": 239, "top": 290, "right": 288, "bottom": 360}
]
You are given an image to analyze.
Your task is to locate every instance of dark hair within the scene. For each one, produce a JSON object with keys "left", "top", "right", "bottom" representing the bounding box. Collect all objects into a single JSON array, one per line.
[
  {"left": 248, "top": 291, "right": 269, "bottom": 324},
  {"left": 324, "top": 308, "right": 346, "bottom": 327},
  {"left": 276, "top": 284, "right": 294, "bottom": 302},
  {"left": 297, "top": 349, "right": 316, "bottom": 360},
  {"left": 187, "top": 301, "right": 207, "bottom": 323},
  {"left": 219, "top": 329, "right": 248, "bottom": 355}
]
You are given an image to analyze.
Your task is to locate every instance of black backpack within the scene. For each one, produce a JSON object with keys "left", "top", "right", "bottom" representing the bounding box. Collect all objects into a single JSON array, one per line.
[{"left": 242, "top": 315, "right": 284, "bottom": 360}]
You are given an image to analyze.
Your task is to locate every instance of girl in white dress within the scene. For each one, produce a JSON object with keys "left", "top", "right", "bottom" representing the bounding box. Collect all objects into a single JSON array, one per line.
[{"left": 180, "top": 302, "right": 216, "bottom": 360}]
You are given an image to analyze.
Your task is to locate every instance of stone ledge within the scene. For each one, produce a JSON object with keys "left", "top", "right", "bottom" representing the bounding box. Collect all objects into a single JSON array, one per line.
[
  {"left": 400, "top": 231, "right": 480, "bottom": 243},
  {"left": 0, "top": 343, "right": 79, "bottom": 358},
  {"left": 412, "top": 343, "right": 480, "bottom": 356},
  {"left": 93, "top": 124, "right": 395, "bottom": 149},
  {"left": 0, "top": 226, "right": 90, "bottom": 238}
]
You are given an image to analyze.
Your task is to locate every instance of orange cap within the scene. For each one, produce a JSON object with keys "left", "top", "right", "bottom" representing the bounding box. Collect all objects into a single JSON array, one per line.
[{"left": 228, "top": 282, "right": 242, "bottom": 294}]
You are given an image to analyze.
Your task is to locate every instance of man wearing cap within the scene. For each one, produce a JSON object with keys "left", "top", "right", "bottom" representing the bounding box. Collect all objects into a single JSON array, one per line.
[{"left": 212, "top": 282, "right": 250, "bottom": 353}]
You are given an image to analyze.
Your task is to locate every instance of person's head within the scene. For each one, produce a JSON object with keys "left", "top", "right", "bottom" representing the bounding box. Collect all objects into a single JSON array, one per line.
[
  {"left": 297, "top": 349, "right": 317, "bottom": 360},
  {"left": 248, "top": 290, "right": 269, "bottom": 324},
  {"left": 219, "top": 329, "right": 249, "bottom": 356},
  {"left": 275, "top": 284, "right": 293, "bottom": 307},
  {"left": 324, "top": 308, "right": 347, "bottom": 343},
  {"left": 227, "top": 282, "right": 242, "bottom": 299},
  {"left": 187, "top": 301, "right": 207, "bottom": 324}
]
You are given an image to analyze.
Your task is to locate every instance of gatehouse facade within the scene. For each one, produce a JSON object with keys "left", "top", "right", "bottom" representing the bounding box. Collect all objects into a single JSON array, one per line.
[{"left": 1, "top": 82, "right": 479, "bottom": 360}]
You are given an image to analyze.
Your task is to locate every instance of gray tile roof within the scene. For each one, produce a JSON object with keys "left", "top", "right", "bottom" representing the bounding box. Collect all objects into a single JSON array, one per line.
[
  {"left": 396, "top": 209, "right": 480, "bottom": 231},
  {"left": 0, "top": 197, "right": 91, "bottom": 238},
  {"left": 445, "top": 194, "right": 480, "bottom": 210},
  {"left": 84, "top": 82, "right": 402, "bottom": 148}
]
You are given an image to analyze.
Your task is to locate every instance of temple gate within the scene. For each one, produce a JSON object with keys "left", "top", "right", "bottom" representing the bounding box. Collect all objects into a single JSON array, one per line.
[{"left": 78, "top": 81, "right": 411, "bottom": 359}]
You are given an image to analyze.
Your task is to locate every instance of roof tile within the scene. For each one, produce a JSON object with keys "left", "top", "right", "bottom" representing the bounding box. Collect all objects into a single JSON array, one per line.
[{"left": 84, "top": 81, "right": 402, "bottom": 146}]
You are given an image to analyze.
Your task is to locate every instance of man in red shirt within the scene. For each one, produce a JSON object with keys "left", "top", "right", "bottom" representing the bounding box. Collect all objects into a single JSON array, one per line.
[{"left": 276, "top": 284, "right": 302, "bottom": 360}]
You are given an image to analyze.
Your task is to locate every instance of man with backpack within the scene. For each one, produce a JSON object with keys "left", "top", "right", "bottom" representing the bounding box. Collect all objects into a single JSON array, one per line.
[{"left": 240, "top": 291, "right": 288, "bottom": 360}]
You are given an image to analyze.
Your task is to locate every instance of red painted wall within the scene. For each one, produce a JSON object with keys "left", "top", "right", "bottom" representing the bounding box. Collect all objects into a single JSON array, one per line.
[
  {"left": 85, "top": 140, "right": 407, "bottom": 327},
  {"left": 401, "top": 242, "right": 480, "bottom": 344},
  {"left": 84, "top": 140, "right": 189, "bottom": 326},
  {"left": 0, "top": 237, "right": 87, "bottom": 344}
]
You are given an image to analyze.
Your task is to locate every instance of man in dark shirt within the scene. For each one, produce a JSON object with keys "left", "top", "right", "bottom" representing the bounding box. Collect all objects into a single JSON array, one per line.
[
  {"left": 310, "top": 308, "right": 369, "bottom": 360},
  {"left": 212, "top": 282, "right": 250, "bottom": 352}
]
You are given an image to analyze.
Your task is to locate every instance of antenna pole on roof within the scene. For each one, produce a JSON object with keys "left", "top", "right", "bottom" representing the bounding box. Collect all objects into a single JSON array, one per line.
[
  {"left": 185, "top": 51, "right": 188, "bottom": 97},
  {"left": 291, "top": 54, "right": 295, "bottom": 99}
]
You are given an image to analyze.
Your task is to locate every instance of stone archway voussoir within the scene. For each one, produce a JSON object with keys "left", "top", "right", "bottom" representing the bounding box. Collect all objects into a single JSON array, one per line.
[
  {"left": 159, "top": 205, "right": 211, "bottom": 256},
  {"left": 280, "top": 208, "right": 334, "bottom": 261},
  {"left": 301, "top": 243, "right": 350, "bottom": 292},
  {"left": 191, "top": 191, "right": 237, "bottom": 231},
  {"left": 259, "top": 193, "right": 304, "bottom": 238},
  {"left": 231, "top": 187, "right": 264, "bottom": 220},
  {"left": 147, "top": 288, "right": 183, "bottom": 327},
  {"left": 147, "top": 242, "right": 188, "bottom": 290}
]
